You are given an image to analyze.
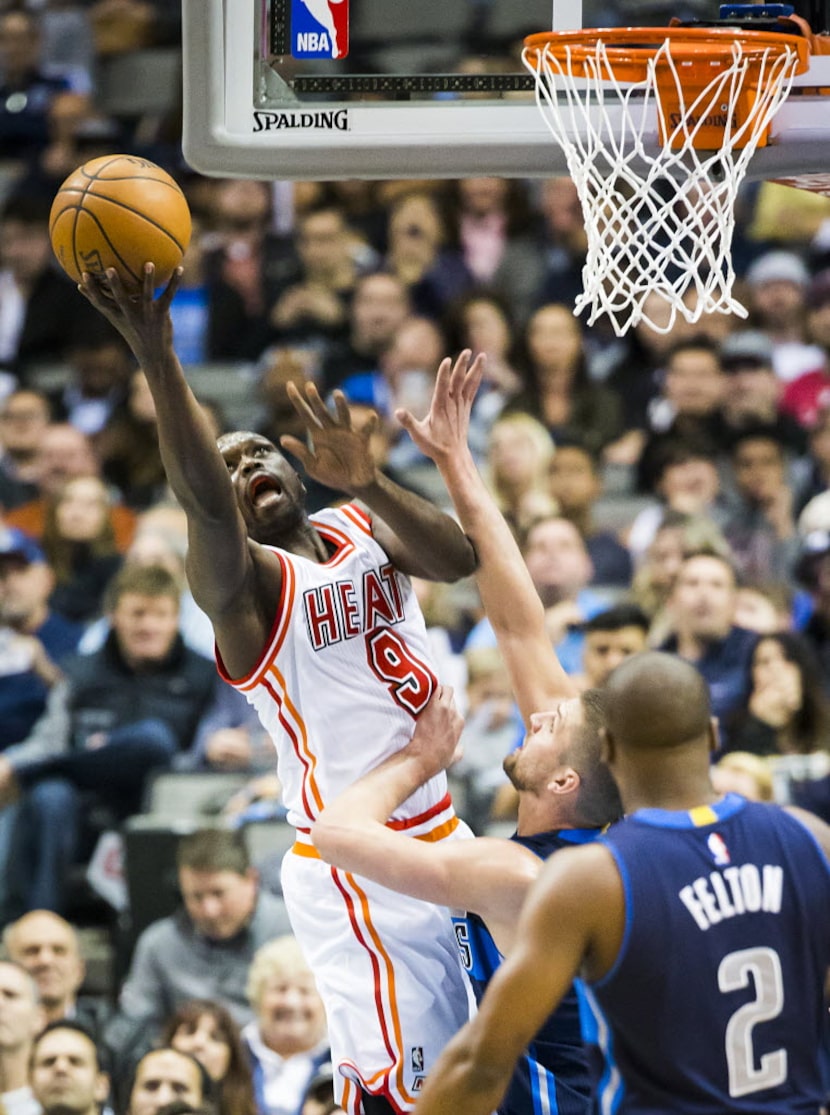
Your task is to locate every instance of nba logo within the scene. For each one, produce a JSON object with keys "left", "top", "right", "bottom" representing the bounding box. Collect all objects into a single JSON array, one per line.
[
  {"left": 707, "top": 832, "right": 730, "bottom": 866},
  {"left": 292, "top": 0, "right": 349, "bottom": 60}
]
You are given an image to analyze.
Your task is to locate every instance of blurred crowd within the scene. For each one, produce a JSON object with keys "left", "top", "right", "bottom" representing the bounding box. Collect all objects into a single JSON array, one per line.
[{"left": 2, "top": 0, "right": 830, "bottom": 1112}]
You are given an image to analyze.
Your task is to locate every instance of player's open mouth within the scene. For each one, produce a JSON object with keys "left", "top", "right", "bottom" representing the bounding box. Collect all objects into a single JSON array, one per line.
[{"left": 249, "top": 474, "right": 284, "bottom": 508}]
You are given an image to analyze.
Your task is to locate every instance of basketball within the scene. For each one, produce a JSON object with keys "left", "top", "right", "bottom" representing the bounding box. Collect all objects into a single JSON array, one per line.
[{"left": 49, "top": 154, "right": 192, "bottom": 289}]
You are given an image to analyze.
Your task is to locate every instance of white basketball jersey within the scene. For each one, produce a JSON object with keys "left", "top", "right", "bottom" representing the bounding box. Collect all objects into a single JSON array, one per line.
[{"left": 221, "top": 503, "right": 449, "bottom": 827}]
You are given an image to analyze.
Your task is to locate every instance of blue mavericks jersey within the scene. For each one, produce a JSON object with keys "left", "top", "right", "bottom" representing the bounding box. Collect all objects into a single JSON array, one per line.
[
  {"left": 452, "top": 828, "right": 597, "bottom": 1115},
  {"left": 579, "top": 794, "right": 830, "bottom": 1114}
]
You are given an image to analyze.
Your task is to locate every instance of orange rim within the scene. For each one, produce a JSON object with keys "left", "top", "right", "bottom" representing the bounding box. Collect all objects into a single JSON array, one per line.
[{"left": 523, "top": 26, "right": 811, "bottom": 84}]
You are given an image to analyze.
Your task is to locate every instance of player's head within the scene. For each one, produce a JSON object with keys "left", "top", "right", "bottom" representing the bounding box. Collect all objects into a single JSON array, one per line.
[
  {"left": 504, "top": 689, "right": 621, "bottom": 828},
  {"left": 216, "top": 432, "right": 307, "bottom": 540},
  {"left": 601, "top": 651, "right": 717, "bottom": 793}
]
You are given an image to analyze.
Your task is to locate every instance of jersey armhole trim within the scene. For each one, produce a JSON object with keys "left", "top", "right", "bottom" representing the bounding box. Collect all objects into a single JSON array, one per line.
[
  {"left": 216, "top": 550, "right": 293, "bottom": 690},
  {"left": 590, "top": 841, "right": 633, "bottom": 991}
]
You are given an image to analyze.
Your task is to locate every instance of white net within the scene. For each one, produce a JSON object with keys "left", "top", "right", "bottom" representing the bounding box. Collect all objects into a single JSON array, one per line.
[{"left": 523, "top": 35, "right": 803, "bottom": 336}]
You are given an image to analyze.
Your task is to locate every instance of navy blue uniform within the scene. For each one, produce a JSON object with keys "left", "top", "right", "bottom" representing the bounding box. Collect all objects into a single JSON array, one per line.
[
  {"left": 453, "top": 828, "right": 597, "bottom": 1115},
  {"left": 578, "top": 794, "right": 830, "bottom": 1114}
]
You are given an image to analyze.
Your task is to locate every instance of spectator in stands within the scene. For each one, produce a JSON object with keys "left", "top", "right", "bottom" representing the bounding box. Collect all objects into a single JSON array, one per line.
[
  {"left": 162, "top": 999, "right": 257, "bottom": 1115},
  {"left": 0, "top": 959, "right": 44, "bottom": 1115},
  {"left": 42, "top": 475, "right": 123, "bottom": 624},
  {"left": 0, "top": 528, "right": 82, "bottom": 751},
  {"left": 628, "top": 437, "right": 725, "bottom": 563},
  {"left": 733, "top": 581, "right": 793, "bottom": 634},
  {"left": 106, "top": 829, "right": 291, "bottom": 1063},
  {"left": 242, "top": 936, "right": 330, "bottom": 1115},
  {"left": 50, "top": 332, "right": 134, "bottom": 438},
  {"left": 94, "top": 369, "right": 168, "bottom": 511},
  {"left": 450, "top": 178, "right": 532, "bottom": 285},
  {"left": 485, "top": 412, "right": 556, "bottom": 539},
  {"left": 319, "top": 271, "right": 411, "bottom": 394},
  {"left": 726, "top": 631, "right": 830, "bottom": 756},
  {"left": 384, "top": 190, "right": 472, "bottom": 321},
  {"left": 16, "top": 90, "right": 117, "bottom": 203},
  {"left": 662, "top": 550, "right": 757, "bottom": 731},
  {"left": 203, "top": 179, "right": 294, "bottom": 362},
  {"left": 0, "top": 193, "right": 103, "bottom": 378},
  {"left": 641, "top": 336, "right": 727, "bottom": 454},
  {"left": 465, "top": 513, "right": 605, "bottom": 674},
  {"left": 780, "top": 347, "right": 830, "bottom": 431},
  {"left": 744, "top": 250, "right": 820, "bottom": 382},
  {"left": 547, "top": 438, "right": 633, "bottom": 586},
  {"left": 268, "top": 204, "right": 361, "bottom": 349},
  {"left": 805, "top": 268, "right": 830, "bottom": 350},
  {"left": 718, "top": 330, "right": 807, "bottom": 454},
  {"left": 726, "top": 630, "right": 830, "bottom": 822},
  {"left": 522, "top": 176, "right": 587, "bottom": 319},
  {"left": 87, "top": 0, "right": 159, "bottom": 56},
  {"left": 0, "top": 525, "right": 84, "bottom": 915},
  {"left": 4, "top": 910, "right": 110, "bottom": 1043},
  {"left": 0, "top": 389, "right": 52, "bottom": 511},
  {"left": 0, "top": 9, "right": 71, "bottom": 162},
  {"left": 123, "top": 1048, "right": 214, "bottom": 1115},
  {"left": 720, "top": 426, "right": 799, "bottom": 586},
  {"left": 793, "top": 527, "right": 830, "bottom": 690},
  {"left": 300, "top": 1067, "right": 340, "bottom": 1115},
  {"left": 503, "top": 303, "right": 624, "bottom": 456},
  {"left": 574, "top": 604, "right": 650, "bottom": 689},
  {"left": 29, "top": 1020, "right": 110, "bottom": 1115},
  {"left": 443, "top": 290, "right": 524, "bottom": 459},
  {"left": 798, "top": 402, "right": 830, "bottom": 512},
  {"left": 710, "top": 751, "right": 774, "bottom": 801},
  {"left": 5, "top": 422, "right": 136, "bottom": 551},
  {"left": 603, "top": 291, "right": 697, "bottom": 449},
  {"left": 450, "top": 646, "right": 515, "bottom": 833},
  {"left": 0, "top": 564, "right": 222, "bottom": 915}
]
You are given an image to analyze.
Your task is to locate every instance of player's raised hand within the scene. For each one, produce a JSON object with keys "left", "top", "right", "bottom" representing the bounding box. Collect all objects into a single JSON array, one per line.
[
  {"left": 405, "top": 684, "right": 464, "bottom": 780},
  {"left": 281, "top": 381, "right": 378, "bottom": 493},
  {"left": 395, "top": 349, "right": 485, "bottom": 466},
  {"left": 78, "top": 263, "right": 182, "bottom": 368}
]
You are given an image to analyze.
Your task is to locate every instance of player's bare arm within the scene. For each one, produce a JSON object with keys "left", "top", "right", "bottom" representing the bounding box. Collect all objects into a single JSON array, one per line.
[
  {"left": 283, "top": 380, "right": 478, "bottom": 582},
  {"left": 414, "top": 842, "right": 624, "bottom": 1115},
  {"left": 397, "top": 350, "right": 576, "bottom": 723},
  {"left": 79, "top": 265, "right": 283, "bottom": 672},
  {"left": 311, "top": 686, "right": 539, "bottom": 949}
]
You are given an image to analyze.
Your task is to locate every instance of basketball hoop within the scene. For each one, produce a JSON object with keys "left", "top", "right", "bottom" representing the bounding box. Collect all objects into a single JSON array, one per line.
[{"left": 523, "top": 27, "right": 811, "bottom": 336}]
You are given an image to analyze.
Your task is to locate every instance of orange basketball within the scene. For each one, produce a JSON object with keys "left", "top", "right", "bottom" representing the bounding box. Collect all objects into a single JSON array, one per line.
[{"left": 49, "top": 154, "right": 192, "bottom": 289}]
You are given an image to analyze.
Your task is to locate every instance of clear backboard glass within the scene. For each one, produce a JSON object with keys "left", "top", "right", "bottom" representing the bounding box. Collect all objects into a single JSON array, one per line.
[{"left": 181, "top": 0, "right": 830, "bottom": 180}]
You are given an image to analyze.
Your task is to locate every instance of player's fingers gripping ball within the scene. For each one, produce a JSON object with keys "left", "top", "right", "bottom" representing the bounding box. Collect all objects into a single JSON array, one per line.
[{"left": 50, "top": 154, "right": 192, "bottom": 290}]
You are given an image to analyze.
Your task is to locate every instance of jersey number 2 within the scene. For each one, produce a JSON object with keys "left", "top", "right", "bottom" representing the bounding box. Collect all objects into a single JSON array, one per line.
[
  {"left": 718, "top": 946, "right": 786, "bottom": 1098},
  {"left": 366, "top": 628, "right": 435, "bottom": 715}
]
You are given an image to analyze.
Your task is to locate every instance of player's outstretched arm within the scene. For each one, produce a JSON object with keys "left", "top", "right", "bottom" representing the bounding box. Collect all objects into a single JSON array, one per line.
[
  {"left": 282, "top": 382, "right": 477, "bottom": 582},
  {"left": 79, "top": 266, "right": 266, "bottom": 621},
  {"left": 311, "top": 687, "right": 538, "bottom": 938},
  {"left": 397, "top": 351, "right": 577, "bottom": 723},
  {"left": 414, "top": 842, "right": 619, "bottom": 1115}
]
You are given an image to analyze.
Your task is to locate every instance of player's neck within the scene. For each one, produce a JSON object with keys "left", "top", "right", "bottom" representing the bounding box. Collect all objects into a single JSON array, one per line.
[
  {"left": 515, "top": 794, "right": 570, "bottom": 837},
  {"left": 621, "top": 767, "right": 719, "bottom": 816},
  {"left": 262, "top": 520, "right": 331, "bottom": 562}
]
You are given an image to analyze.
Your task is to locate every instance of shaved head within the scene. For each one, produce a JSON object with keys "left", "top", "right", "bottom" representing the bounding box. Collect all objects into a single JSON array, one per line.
[{"left": 604, "top": 652, "right": 711, "bottom": 750}]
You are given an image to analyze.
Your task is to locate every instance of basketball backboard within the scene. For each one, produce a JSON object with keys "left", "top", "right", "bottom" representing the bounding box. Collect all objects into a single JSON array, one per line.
[{"left": 181, "top": 0, "right": 830, "bottom": 181}]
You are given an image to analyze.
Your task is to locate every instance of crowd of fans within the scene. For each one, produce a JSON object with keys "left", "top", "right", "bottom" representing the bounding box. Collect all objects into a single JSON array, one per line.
[{"left": 2, "top": 0, "right": 830, "bottom": 1111}]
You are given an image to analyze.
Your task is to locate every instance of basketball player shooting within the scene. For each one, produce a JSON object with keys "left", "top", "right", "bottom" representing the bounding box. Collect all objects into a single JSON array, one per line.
[{"left": 79, "top": 263, "right": 477, "bottom": 1115}]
